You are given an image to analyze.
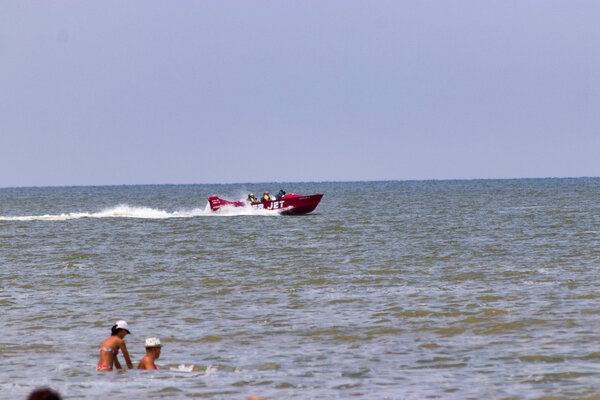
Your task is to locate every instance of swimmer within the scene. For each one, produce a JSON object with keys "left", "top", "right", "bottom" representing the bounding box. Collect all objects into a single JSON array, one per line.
[
  {"left": 97, "top": 320, "right": 133, "bottom": 371},
  {"left": 27, "top": 388, "right": 61, "bottom": 400},
  {"left": 138, "top": 337, "right": 162, "bottom": 370}
]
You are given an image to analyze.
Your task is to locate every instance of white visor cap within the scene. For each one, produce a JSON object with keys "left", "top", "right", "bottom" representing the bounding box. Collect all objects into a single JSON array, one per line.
[
  {"left": 145, "top": 337, "right": 162, "bottom": 348},
  {"left": 115, "top": 320, "right": 130, "bottom": 333}
]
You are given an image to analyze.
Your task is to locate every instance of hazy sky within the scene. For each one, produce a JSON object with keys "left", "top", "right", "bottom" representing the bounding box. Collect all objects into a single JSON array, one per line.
[{"left": 2, "top": 1, "right": 599, "bottom": 187}]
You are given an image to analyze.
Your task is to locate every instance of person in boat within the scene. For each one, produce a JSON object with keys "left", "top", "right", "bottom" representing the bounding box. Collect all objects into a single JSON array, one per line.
[
  {"left": 139, "top": 337, "right": 162, "bottom": 370},
  {"left": 97, "top": 320, "right": 133, "bottom": 371},
  {"left": 262, "top": 192, "right": 270, "bottom": 202},
  {"left": 275, "top": 189, "right": 286, "bottom": 200},
  {"left": 247, "top": 193, "right": 257, "bottom": 203}
]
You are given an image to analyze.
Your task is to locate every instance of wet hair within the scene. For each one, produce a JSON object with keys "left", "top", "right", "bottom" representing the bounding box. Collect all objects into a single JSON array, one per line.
[
  {"left": 27, "top": 388, "right": 62, "bottom": 400},
  {"left": 111, "top": 325, "right": 124, "bottom": 336}
]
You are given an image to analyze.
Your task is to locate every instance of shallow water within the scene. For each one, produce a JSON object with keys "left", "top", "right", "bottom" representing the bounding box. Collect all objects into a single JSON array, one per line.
[{"left": 2, "top": 179, "right": 600, "bottom": 399}]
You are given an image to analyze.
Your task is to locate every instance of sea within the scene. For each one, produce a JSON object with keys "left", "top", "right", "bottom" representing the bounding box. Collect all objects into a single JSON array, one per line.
[{"left": 2, "top": 179, "right": 600, "bottom": 400}]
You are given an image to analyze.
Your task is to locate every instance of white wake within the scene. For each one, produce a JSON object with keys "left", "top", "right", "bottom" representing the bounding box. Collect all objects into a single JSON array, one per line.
[{"left": 0, "top": 203, "right": 278, "bottom": 221}]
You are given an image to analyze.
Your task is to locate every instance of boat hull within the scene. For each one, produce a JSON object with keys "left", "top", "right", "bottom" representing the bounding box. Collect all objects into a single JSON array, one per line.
[{"left": 208, "top": 194, "right": 323, "bottom": 215}]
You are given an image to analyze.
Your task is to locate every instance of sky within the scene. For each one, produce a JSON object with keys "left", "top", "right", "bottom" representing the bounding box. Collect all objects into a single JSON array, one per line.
[{"left": 1, "top": 1, "right": 599, "bottom": 187}]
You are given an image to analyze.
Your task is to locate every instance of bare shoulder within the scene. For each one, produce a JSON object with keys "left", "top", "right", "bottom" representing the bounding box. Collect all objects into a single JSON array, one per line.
[
  {"left": 101, "top": 336, "right": 117, "bottom": 347},
  {"left": 138, "top": 356, "right": 150, "bottom": 369}
]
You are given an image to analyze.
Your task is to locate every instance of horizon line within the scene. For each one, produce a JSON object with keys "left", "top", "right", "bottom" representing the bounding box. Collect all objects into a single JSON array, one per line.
[{"left": 1, "top": 176, "right": 598, "bottom": 190}]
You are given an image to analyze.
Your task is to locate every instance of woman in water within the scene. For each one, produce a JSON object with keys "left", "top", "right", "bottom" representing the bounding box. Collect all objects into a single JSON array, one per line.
[{"left": 97, "top": 320, "right": 133, "bottom": 371}]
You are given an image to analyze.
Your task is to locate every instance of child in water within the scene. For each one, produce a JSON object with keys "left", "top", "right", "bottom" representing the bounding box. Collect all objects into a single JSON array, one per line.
[{"left": 138, "top": 337, "right": 162, "bottom": 370}]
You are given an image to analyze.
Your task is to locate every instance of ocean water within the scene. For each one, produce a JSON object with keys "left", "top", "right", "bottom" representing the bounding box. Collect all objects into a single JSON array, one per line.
[{"left": 2, "top": 179, "right": 600, "bottom": 400}]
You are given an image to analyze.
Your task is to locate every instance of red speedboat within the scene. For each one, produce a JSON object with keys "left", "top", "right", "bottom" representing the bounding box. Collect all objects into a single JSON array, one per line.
[{"left": 208, "top": 193, "right": 323, "bottom": 215}]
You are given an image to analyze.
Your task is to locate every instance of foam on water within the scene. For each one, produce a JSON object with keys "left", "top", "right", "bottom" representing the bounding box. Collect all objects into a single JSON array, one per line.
[
  {"left": 169, "top": 364, "right": 195, "bottom": 372},
  {"left": 0, "top": 203, "right": 279, "bottom": 221}
]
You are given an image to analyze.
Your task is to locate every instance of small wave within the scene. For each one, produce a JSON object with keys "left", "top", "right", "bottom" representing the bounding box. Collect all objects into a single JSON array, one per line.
[
  {"left": 0, "top": 203, "right": 280, "bottom": 221},
  {"left": 169, "top": 364, "right": 195, "bottom": 372}
]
